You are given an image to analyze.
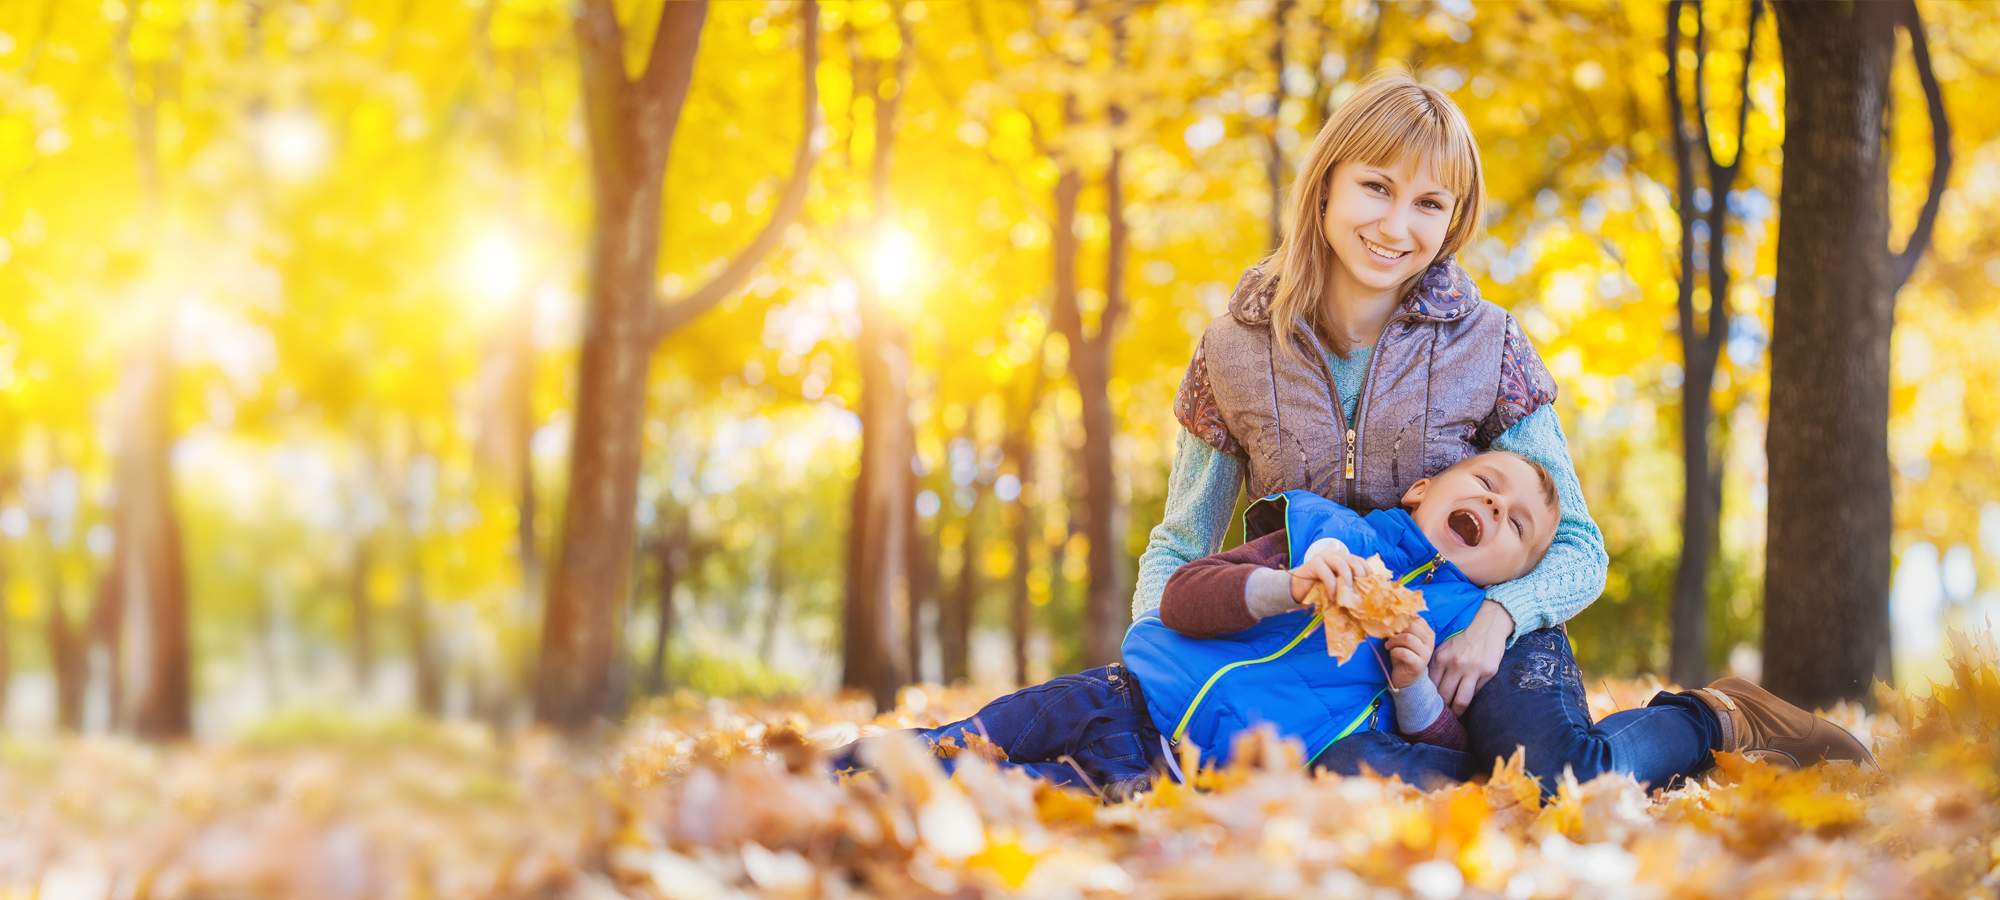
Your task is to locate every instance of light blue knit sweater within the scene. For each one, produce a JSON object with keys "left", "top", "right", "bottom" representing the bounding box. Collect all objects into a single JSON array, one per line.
[{"left": 1132, "top": 348, "right": 1608, "bottom": 644}]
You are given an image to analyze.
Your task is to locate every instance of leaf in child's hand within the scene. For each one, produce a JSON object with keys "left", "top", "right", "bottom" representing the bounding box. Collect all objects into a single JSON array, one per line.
[{"left": 1310, "top": 554, "right": 1427, "bottom": 663}]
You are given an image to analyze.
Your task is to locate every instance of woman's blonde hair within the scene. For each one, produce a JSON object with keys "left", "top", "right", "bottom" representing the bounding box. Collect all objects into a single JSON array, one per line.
[{"left": 1263, "top": 72, "right": 1484, "bottom": 358}]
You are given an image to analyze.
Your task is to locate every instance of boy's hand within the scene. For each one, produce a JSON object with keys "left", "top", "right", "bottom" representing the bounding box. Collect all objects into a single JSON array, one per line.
[
  {"left": 1384, "top": 617, "right": 1435, "bottom": 690},
  {"left": 1288, "top": 539, "right": 1365, "bottom": 606}
]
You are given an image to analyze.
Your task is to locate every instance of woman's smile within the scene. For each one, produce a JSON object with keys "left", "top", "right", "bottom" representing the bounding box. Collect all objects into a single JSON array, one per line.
[{"left": 1361, "top": 236, "right": 1412, "bottom": 265}]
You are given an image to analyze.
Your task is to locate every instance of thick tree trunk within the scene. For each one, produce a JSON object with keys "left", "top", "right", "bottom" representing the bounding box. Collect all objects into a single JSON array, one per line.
[
  {"left": 1764, "top": 1, "right": 1899, "bottom": 707},
  {"left": 842, "top": 307, "right": 913, "bottom": 708},
  {"left": 116, "top": 345, "right": 192, "bottom": 740},
  {"left": 839, "top": 16, "right": 915, "bottom": 710},
  {"left": 534, "top": 153, "right": 662, "bottom": 728}
]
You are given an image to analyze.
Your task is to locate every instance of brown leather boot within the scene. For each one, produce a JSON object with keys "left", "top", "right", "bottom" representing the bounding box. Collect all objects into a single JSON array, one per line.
[{"left": 1687, "top": 676, "right": 1877, "bottom": 769}]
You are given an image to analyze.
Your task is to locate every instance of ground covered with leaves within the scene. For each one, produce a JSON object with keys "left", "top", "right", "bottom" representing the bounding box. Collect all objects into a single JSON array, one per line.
[{"left": 3, "top": 636, "right": 1996, "bottom": 898}]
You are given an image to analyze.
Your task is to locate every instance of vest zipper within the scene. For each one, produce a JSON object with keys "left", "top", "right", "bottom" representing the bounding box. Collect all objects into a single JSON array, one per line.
[
  {"left": 1346, "top": 332, "right": 1388, "bottom": 505},
  {"left": 1168, "top": 555, "right": 1444, "bottom": 744}
]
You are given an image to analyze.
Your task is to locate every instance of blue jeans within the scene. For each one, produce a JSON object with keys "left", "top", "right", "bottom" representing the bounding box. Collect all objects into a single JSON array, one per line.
[
  {"left": 830, "top": 664, "right": 1163, "bottom": 792},
  {"left": 1314, "top": 628, "right": 1722, "bottom": 794}
]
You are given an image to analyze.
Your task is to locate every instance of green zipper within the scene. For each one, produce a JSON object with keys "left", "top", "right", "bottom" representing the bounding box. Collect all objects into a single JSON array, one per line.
[{"left": 1168, "top": 554, "right": 1442, "bottom": 744}]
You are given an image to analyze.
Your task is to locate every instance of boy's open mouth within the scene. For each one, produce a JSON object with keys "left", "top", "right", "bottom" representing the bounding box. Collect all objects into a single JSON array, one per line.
[{"left": 1448, "top": 509, "right": 1483, "bottom": 547}]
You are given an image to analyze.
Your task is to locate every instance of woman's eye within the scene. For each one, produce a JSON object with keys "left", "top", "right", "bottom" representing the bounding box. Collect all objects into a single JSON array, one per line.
[
  {"left": 1364, "top": 181, "right": 1388, "bottom": 194},
  {"left": 1419, "top": 199, "right": 1446, "bottom": 212}
]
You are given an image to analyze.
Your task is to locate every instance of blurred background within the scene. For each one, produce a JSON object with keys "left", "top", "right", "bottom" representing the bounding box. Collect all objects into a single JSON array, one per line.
[{"left": 0, "top": 0, "right": 1995, "bottom": 738}]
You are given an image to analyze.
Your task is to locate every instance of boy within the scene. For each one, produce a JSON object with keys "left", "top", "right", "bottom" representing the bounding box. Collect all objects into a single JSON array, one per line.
[{"left": 834, "top": 450, "right": 1560, "bottom": 793}]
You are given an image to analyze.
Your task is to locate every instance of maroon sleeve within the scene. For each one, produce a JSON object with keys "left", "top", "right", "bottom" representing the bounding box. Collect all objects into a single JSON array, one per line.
[
  {"left": 1159, "top": 531, "right": 1293, "bottom": 637},
  {"left": 1400, "top": 707, "right": 1469, "bottom": 752}
]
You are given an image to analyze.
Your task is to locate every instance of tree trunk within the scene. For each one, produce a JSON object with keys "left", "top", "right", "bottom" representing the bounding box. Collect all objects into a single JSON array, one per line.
[
  {"left": 1764, "top": 0, "right": 1902, "bottom": 707},
  {"left": 1005, "top": 432, "right": 1037, "bottom": 686},
  {"left": 842, "top": 304, "right": 913, "bottom": 708},
  {"left": 403, "top": 542, "right": 443, "bottom": 718},
  {"left": 904, "top": 470, "right": 937, "bottom": 682},
  {"left": 1665, "top": 0, "right": 1759, "bottom": 688},
  {"left": 760, "top": 521, "right": 786, "bottom": 661},
  {"left": 941, "top": 482, "right": 983, "bottom": 684},
  {"left": 647, "top": 525, "right": 678, "bottom": 695},
  {"left": 1266, "top": 0, "right": 1293, "bottom": 251},
  {"left": 348, "top": 537, "right": 375, "bottom": 690},
  {"left": 840, "top": 16, "right": 915, "bottom": 710},
  {"left": 538, "top": 0, "right": 817, "bottom": 729},
  {"left": 88, "top": 537, "right": 125, "bottom": 730},
  {"left": 116, "top": 344, "right": 192, "bottom": 739}
]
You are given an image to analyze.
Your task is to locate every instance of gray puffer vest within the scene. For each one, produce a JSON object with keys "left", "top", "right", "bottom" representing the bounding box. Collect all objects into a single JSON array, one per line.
[{"left": 1174, "top": 259, "right": 1553, "bottom": 512}]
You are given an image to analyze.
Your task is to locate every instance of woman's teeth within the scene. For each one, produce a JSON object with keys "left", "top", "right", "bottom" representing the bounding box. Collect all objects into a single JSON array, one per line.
[{"left": 1363, "top": 238, "right": 1409, "bottom": 261}]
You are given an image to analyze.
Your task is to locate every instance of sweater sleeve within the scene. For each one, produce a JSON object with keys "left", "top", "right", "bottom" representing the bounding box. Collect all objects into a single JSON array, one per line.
[
  {"left": 1159, "top": 531, "right": 1294, "bottom": 637},
  {"left": 1132, "top": 430, "right": 1245, "bottom": 619},
  {"left": 1486, "top": 404, "right": 1609, "bottom": 643}
]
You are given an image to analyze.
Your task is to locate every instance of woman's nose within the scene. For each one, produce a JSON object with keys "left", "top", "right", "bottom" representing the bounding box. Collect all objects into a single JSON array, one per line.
[{"left": 1378, "top": 204, "right": 1413, "bottom": 241}]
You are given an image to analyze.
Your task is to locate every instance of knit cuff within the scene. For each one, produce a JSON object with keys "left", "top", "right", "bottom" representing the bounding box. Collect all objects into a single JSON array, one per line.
[{"left": 1244, "top": 567, "right": 1299, "bottom": 620}]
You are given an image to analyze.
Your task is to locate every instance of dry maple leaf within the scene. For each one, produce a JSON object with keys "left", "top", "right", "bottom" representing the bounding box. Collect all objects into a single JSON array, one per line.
[{"left": 1299, "top": 554, "right": 1428, "bottom": 663}]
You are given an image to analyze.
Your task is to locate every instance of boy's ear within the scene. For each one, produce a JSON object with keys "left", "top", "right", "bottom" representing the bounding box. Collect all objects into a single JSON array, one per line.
[{"left": 1400, "top": 478, "right": 1429, "bottom": 510}]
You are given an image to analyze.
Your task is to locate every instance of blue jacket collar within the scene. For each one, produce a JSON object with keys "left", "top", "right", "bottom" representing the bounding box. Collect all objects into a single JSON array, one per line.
[{"left": 1361, "top": 508, "right": 1471, "bottom": 585}]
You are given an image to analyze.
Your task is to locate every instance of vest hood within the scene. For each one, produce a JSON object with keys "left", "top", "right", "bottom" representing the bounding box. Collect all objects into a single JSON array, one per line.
[{"left": 1227, "top": 258, "right": 1482, "bottom": 329}]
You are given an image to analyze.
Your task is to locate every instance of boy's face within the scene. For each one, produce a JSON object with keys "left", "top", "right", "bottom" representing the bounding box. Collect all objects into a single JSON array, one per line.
[{"left": 1400, "top": 452, "right": 1557, "bottom": 587}]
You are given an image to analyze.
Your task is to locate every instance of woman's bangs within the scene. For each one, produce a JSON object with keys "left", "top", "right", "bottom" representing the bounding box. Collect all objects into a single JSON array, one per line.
[{"left": 1344, "top": 101, "right": 1478, "bottom": 204}]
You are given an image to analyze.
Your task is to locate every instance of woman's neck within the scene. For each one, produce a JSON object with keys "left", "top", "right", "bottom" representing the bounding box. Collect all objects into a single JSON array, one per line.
[{"left": 1319, "top": 268, "right": 1402, "bottom": 350}]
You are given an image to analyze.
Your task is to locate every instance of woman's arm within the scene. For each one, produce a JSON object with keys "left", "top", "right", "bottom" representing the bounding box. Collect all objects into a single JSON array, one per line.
[
  {"left": 1430, "top": 403, "right": 1608, "bottom": 712},
  {"left": 1486, "top": 403, "right": 1609, "bottom": 641},
  {"left": 1131, "top": 430, "right": 1245, "bottom": 619}
]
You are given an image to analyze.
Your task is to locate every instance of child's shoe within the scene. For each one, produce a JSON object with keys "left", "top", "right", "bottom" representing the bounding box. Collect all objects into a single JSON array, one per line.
[{"left": 1687, "top": 676, "right": 1877, "bottom": 769}]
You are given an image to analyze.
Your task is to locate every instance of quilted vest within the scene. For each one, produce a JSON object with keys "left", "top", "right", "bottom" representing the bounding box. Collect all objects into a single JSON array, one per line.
[{"left": 1199, "top": 260, "right": 1514, "bottom": 511}]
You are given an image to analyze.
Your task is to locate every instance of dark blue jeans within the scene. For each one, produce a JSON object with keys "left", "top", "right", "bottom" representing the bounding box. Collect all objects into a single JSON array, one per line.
[
  {"left": 830, "top": 664, "right": 1163, "bottom": 792},
  {"left": 1314, "top": 628, "right": 1722, "bottom": 794}
]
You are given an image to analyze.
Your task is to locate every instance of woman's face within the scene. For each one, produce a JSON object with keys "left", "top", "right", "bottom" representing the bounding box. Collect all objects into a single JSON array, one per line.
[{"left": 1320, "top": 157, "right": 1457, "bottom": 298}]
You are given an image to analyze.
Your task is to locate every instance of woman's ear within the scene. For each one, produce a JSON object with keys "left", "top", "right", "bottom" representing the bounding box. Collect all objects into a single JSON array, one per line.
[{"left": 1400, "top": 478, "right": 1429, "bottom": 509}]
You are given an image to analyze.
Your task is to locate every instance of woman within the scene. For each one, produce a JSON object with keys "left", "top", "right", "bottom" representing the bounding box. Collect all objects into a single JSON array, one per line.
[{"left": 1137, "top": 70, "right": 1603, "bottom": 718}]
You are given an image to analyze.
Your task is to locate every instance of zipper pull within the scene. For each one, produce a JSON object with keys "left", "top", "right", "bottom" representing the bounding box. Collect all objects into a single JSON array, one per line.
[
  {"left": 1426, "top": 553, "right": 1442, "bottom": 583},
  {"left": 1344, "top": 429, "right": 1356, "bottom": 480}
]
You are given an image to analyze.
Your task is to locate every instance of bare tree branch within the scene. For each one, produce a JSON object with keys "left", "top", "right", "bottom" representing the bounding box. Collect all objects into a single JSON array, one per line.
[
  {"left": 649, "top": 0, "right": 821, "bottom": 343},
  {"left": 1889, "top": 0, "right": 1952, "bottom": 291}
]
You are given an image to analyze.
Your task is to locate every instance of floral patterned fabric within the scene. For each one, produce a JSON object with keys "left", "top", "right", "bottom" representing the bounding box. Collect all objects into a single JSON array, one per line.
[{"left": 1477, "top": 315, "right": 1560, "bottom": 446}]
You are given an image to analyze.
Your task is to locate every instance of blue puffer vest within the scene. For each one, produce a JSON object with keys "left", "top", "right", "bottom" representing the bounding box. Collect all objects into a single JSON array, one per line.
[{"left": 1121, "top": 491, "right": 1487, "bottom": 769}]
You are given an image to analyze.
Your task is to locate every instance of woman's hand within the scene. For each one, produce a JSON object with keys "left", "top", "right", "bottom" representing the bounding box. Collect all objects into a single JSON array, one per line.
[{"left": 1428, "top": 599, "right": 1514, "bottom": 714}]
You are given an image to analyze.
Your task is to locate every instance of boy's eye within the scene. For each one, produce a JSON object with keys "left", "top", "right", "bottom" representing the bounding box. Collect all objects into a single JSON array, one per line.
[
  {"left": 1512, "top": 516, "right": 1525, "bottom": 537},
  {"left": 1476, "top": 475, "right": 1492, "bottom": 490}
]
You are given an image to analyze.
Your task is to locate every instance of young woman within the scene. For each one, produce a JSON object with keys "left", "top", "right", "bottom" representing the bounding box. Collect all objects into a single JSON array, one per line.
[{"left": 1137, "top": 71, "right": 1602, "bottom": 723}]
